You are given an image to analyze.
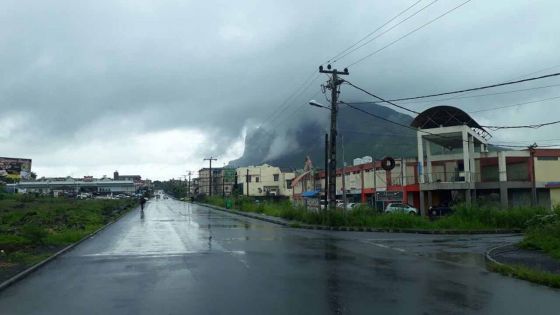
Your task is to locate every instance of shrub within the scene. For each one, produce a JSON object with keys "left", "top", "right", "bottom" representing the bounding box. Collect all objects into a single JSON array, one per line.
[
  {"left": 20, "top": 225, "right": 48, "bottom": 245},
  {"left": 521, "top": 221, "right": 560, "bottom": 260}
]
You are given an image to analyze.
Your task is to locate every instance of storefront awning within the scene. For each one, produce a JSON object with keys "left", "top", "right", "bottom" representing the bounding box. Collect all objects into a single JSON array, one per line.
[{"left": 301, "top": 190, "right": 321, "bottom": 198}]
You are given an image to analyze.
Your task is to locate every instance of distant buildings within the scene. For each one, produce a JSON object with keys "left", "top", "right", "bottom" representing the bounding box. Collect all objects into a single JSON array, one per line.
[
  {"left": 197, "top": 167, "right": 236, "bottom": 196},
  {"left": 7, "top": 170, "right": 152, "bottom": 197},
  {"left": 10, "top": 177, "right": 136, "bottom": 196}
]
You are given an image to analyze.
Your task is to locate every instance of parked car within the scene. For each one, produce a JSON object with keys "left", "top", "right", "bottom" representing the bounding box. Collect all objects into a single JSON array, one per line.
[
  {"left": 77, "top": 192, "right": 92, "bottom": 199},
  {"left": 385, "top": 203, "right": 418, "bottom": 215},
  {"left": 429, "top": 203, "right": 453, "bottom": 217},
  {"left": 334, "top": 202, "right": 356, "bottom": 210}
]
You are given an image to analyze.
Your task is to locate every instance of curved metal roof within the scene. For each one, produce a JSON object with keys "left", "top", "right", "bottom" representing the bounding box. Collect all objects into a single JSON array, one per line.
[{"left": 411, "top": 105, "right": 485, "bottom": 130}]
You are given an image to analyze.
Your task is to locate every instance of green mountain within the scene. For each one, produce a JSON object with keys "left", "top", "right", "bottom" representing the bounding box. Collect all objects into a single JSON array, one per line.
[{"left": 229, "top": 103, "right": 417, "bottom": 169}]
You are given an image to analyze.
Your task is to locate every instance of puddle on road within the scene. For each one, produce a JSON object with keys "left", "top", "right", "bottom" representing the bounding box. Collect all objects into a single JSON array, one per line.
[{"left": 421, "top": 251, "right": 486, "bottom": 268}]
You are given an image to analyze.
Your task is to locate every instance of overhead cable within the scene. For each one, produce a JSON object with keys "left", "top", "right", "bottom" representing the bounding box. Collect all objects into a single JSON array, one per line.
[
  {"left": 332, "top": 0, "right": 439, "bottom": 63},
  {"left": 482, "top": 120, "right": 560, "bottom": 130},
  {"left": 344, "top": 80, "right": 420, "bottom": 114},
  {"left": 325, "top": 0, "right": 424, "bottom": 64},
  {"left": 379, "top": 72, "right": 560, "bottom": 103},
  {"left": 347, "top": 0, "right": 472, "bottom": 67}
]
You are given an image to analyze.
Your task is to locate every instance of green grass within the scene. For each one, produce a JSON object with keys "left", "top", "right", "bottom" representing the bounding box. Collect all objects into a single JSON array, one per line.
[
  {"left": 5, "top": 251, "right": 50, "bottom": 265},
  {"left": 205, "top": 196, "right": 550, "bottom": 231},
  {"left": 519, "top": 211, "right": 560, "bottom": 260},
  {"left": 489, "top": 261, "right": 560, "bottom": 288},
  {"left": 0, "top": 195, "right": 136, "bottom": 269}
]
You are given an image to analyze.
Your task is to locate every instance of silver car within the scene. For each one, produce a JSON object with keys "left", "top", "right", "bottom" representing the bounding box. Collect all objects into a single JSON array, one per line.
[{"left": 384, "top": 203, "right": 418, "bottom": 215}]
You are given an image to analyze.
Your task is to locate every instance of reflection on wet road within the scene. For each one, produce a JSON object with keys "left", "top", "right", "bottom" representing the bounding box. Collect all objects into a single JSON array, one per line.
[{"left": 0, "top": 198, "right": 559, "bottom": 314}]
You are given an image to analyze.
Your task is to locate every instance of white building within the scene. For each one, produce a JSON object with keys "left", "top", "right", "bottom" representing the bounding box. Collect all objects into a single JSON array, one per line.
[{"left": 236, "top": 164, "right": 295, "bottom": 197}]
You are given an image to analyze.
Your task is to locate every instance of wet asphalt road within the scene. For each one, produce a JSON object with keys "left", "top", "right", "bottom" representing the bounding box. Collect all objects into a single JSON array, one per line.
[{"left": 0, "top": 198, "right": 559, "bottom": 315}]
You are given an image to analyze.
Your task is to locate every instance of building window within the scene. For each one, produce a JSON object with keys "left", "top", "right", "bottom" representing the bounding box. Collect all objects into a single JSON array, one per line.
[
  {"left": 256, "top": 177, "right": 260, "bottom": 183},
  {"left": 537, "top": 156, "right": 559, "bottom": 161},
  {"left": 286, "top": 179, "right": 292, "bottom": 189},
  {"left": 273, "top": 174, "right": 279, "bottom": 182},
  {"left": 247, "top": 175, "right": 252, "bottom": 182}
]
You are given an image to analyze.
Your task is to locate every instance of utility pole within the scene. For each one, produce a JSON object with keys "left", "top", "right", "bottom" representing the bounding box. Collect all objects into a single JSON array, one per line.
[
  {"left": 246, "top": 169, "right": 250, "bottom": 196},
  {"left": 186, "top": 171, "right": 192, "bottom": 197},
  {"left": 319, "top": 65, "right": 349, "bottom": 209},
  {"left": 324, "top": 133, "right": 329, "bottom": 210},
  {"left": 341, "top": 135, "right": 347, "bottom": 211},
  {"left": 373, "top": 156, "right": 377, "bottom": 210},
  {"left": 203, "top": 157, "right": 217, "bottom": 196},
  {"left": 529, "top": 143, "right": 537, "bottom": 206}
]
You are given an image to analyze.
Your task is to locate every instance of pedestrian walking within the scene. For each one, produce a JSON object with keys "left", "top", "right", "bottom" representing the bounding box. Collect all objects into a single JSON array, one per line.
[{"left": 139, "top": 195, "right": 147, "bottom": 211}]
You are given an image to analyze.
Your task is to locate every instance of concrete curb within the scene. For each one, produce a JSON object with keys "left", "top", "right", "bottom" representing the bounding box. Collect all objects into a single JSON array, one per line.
[
  {"left": 196, "top": 202, "right": 522, "bottom": 235},
  {"left": 199, "top": 203, "right": 291, "bottom": 226},
  {"left": 0, "top": 204, "right": 138, "bottom": 292},
  {"left": 485, "top": 243, "right": 518, "bottom": 266}
]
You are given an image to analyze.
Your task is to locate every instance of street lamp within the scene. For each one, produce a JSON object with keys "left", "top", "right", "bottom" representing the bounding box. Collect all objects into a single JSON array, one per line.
[{"left": 308, "top": 100, "right": 331, "bottom": 110}]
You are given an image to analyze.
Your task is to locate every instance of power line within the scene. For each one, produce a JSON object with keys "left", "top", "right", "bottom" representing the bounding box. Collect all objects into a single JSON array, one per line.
[
  {"left": 339, "top": 100, "right": 495, "bottom": 149},
  {"left": 379, "top": 72, "right": 560, "bottom": 103},
  {"left": 494, "top": 138, "right": 560, "bottom": 143},
  {"left": 344, "top": 80, "right": 420, "bottom": 114},
  {"left": 482, "top": 120, "right": 560, "bottom": 130},
  {"left": 469, "top": 95, "right": 560, "bottom": 113},
  {"left": 490, "top": 143, "right": 560, "bottom": 148},
  {"left": 340, "top": 100, "right": 558, "bottom": 150},
  {"left": 394, "top": 83, "right": 560, "bottom": 105},
  {"left": 257, "top": 71, "right": 320, "bottom": 128},
  {"left": 339, "top": 129, "right": 416, "bottom": 138},
  {"left": 340, "top": 101, "right": 421, "bottom": 132},
  {"left": 325, "top": 0, "right": 424, "bottom": 64},
  {"left": 333, "top": 0, "right": 439, "bottom": 63},
  {"left": 347, "top": 0, "right": 472, "bottom": 67}
]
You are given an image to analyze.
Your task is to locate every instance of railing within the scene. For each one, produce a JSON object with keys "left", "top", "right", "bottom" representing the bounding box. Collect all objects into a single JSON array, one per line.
[{"left": 421, "top": 172, "right": 479, "bottom": 184}]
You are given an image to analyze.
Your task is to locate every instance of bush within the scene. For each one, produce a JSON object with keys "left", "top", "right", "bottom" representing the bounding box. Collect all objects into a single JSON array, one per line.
[
  {"left": 14, "top": 194, "right": 37, "bottom": 203},
  {"left": 436, "top": 204, "right": 549, "bottom": 230},
  {"left": 522, "top": 208, "right": 560, "bottom": 260},
  {"left": 20, "top": 225, "right": 48, "bottom": 245},
  {"left": 201, "top": 197, "right": 555, "bottom": 231}
]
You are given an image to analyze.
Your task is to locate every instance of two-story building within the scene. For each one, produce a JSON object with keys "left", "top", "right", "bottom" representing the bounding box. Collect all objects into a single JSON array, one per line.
[
  {"left": 236, "top": 164, "right": 295, "bottom": 197},
  {"left": 198, "top": 167, "right": 235, "bottom": 196},
  {"left": 312, "top": 106, "right": 560, "bottom": 214}
]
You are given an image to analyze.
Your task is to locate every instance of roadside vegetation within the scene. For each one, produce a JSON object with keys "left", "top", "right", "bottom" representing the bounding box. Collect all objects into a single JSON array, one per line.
[
  {"left": 520, "top": 212, "right": 560, "bottom": 260},
  {"left": 488, "top": 262, "right": 560, "bottom": 289},
  {"left": 203, "top": 196, "right": 554, "bottom": 231},
  {"left": 0, "top": 191, "right": 135, "bottom": 281}
]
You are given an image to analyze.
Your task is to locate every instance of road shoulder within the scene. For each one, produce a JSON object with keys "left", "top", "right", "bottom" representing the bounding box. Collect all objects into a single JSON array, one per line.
[{"left": 486, "top": 243, "right": 560, "bottom": 288}]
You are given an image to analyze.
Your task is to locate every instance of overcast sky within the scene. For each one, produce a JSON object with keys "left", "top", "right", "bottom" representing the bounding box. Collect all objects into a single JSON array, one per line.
[{"left": 1, "top": 0, "right": 559, "bottom": 180}]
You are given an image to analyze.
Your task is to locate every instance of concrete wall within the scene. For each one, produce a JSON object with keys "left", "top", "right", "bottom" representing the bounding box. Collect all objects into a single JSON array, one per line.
[
  {"left": 535, "top": 158, "right": 560, "bottom": 182},
  {"left": 551, "top": 188, "right": 560, "bottom": 207}
]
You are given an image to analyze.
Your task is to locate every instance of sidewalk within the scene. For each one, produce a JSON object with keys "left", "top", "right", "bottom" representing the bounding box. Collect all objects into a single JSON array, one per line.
[{"left": 488, "top": 244, "right": 560, "bottom": 275}]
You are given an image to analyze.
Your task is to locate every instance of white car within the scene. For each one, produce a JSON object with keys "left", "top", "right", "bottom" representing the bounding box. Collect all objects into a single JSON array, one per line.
[
  {"left": 334, "top": 202, "right": 356, "bottom": 209},
  {"left": 385, "top": 203, "right": 418, "bottom": 215}
]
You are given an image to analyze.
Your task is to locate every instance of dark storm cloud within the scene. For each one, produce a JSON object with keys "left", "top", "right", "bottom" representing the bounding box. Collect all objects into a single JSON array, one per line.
[{"left": 1, "top": 0, "right": 559, "bottom": 178}]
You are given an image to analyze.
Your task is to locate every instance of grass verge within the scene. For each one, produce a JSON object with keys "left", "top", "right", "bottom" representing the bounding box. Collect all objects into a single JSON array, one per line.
[
  {"left": 204, "top": 196, "right": 550, "bottom": 231},
  {"left": 488, "top": 261, "right": 560, "bottom": 288},
  {"left": 0, "top": 194, "right": 136, "bottom": 282},
  {"left": 519, "top": 218, "right": 560, "bottom": 261}
]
